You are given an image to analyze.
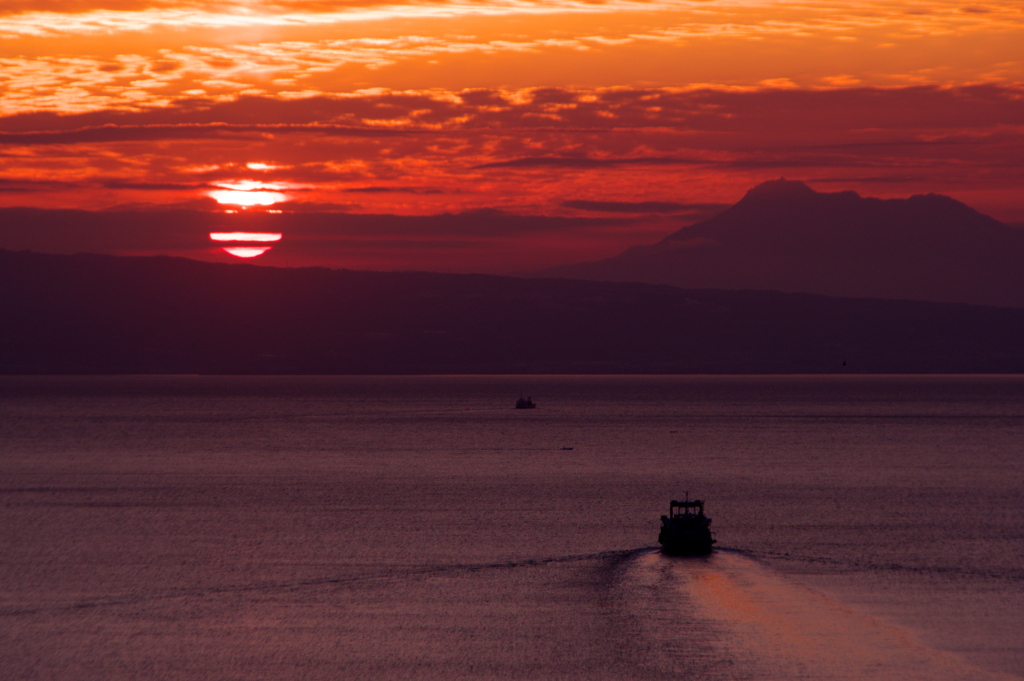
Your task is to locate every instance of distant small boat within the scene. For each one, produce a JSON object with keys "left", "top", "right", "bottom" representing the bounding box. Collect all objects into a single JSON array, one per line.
[
  {"left": 658, "top": 498, "right": 716, "bottom": 555},
  {"left": 515, "top": 396, "right": 536, "bottom": 409}
]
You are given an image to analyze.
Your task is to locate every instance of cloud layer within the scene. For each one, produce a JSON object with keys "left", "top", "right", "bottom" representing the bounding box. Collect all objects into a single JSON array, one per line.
[
  {"left": 0, "top": 0, "right": 1021, "bottom": 271},
  {"left": 1, "top": 86, "right": 1021, "bottom": 218}
]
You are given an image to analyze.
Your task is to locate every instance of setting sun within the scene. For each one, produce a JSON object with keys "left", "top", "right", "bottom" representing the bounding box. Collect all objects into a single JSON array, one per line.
[
  {"left": 210, "top": 231, "right": 283, "bottom": 258},
  {"left": 209, "top": 189, "right": 288, "bottom": 207},
  {"left": 221, "top": 246, "right": 272, "bottom": 258},
  {"left": 209, "top": 233, "right": 283, "bottom": 243}
]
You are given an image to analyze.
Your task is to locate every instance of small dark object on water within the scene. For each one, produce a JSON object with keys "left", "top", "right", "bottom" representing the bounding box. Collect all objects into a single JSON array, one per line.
[
  {"left": 561, "top": 446, "right": 573, "bottom": 450},
  {"left": 658, "top": 497, "right": 716, "bottom": 555},
  {"left": 516, "top": 396, "right": 536, "bottom": 409}
]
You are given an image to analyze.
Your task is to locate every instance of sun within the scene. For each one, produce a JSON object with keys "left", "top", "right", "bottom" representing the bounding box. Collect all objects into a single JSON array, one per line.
[
  {"left": 209, "top": 181, "right": 288, "bottom": 207},
  {"left": 210, "top": 232, "right": 283, "bottom": 259},
  {"left": 209, "top": 232, "right": 284, "bottom": 243},
  {"left": 221, "top": 246, "right": 272, "bottom": 258}
]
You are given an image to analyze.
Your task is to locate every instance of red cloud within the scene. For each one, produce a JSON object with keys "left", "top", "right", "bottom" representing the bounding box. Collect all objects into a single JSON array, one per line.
[{"left": 0, "top": 85, "right": 1021, "bottom": 225}]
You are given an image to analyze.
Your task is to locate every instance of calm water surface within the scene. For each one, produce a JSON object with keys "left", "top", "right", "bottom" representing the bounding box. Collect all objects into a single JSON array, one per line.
[{"left": 1, "top": 375, "right": 1022, "bottom": 680}]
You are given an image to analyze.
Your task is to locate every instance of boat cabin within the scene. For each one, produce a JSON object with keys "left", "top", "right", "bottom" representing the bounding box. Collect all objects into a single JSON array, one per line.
[{"left": 668, "top": 499, "right": 706, "bottom": 518}]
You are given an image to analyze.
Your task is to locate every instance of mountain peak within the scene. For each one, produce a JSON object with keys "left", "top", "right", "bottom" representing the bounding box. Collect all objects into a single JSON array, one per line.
[
  {"left": 741, "top": 178, "right": 819, "bottom": 202},
  {"left": 542, "top": 180, "right": 1024, "bottom": 309}
]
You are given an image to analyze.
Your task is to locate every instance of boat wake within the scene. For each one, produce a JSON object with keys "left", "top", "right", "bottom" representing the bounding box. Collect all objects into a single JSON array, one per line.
[
  {"left": 0, "top": 549, "right": 640, "bottom": 618},
  {"left": 6, "top": 546, "right": 1014, "bottom": 681},
  {"left": 608, "top": 549, "right": 1014, "bottom": 681}
]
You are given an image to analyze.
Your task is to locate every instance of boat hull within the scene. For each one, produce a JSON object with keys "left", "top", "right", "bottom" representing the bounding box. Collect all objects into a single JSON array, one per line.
[
  {"left": 658, "top": 520, "right": 715, "bottom": 556},
  {"left": 658, "top": 534, "right": 715, "bottom": 556}
]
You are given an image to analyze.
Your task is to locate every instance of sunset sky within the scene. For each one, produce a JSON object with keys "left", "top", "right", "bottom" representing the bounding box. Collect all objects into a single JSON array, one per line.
[{"left": 1, "top": 0, "right": 1021, "bottom": 270}]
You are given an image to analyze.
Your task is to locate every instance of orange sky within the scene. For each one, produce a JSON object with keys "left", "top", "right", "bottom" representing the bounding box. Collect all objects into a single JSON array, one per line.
[{"left": 0, "top": 0, "right": 1021, "bottom": 270}]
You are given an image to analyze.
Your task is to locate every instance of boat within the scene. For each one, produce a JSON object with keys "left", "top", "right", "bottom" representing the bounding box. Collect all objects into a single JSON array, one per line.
[
  {"left": 515, "top": 396, "right": 536, "bottom": 409},
  {"left": 658, "top": 498, "right": 716, "bottom": 555}
]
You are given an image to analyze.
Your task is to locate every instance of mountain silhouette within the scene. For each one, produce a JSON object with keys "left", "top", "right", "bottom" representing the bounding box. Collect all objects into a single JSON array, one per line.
[
  {"left": 2, "top": 249, "right": 1023, "bottom": 374},
  {"left": 542, "top": 180, "right": 1024, "bottom": 308}
]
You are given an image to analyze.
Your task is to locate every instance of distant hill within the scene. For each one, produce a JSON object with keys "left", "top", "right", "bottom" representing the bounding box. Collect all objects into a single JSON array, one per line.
[
  {"left": 2, "top": 249, "right": 1023, "bottom": 374},
  {"left": 541, "top": 180, "right": 1024, "bottom": 309}
]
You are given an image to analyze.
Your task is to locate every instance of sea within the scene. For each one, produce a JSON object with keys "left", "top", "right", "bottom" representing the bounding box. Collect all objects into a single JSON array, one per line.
[{"left": 1, "top": 375, "right": 1022, "bottom": 680}]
